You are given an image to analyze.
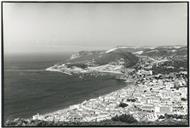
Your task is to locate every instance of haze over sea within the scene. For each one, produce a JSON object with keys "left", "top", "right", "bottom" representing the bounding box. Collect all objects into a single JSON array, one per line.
[{"left": 4, "top": 54, "right": 127, "bottom": 121}]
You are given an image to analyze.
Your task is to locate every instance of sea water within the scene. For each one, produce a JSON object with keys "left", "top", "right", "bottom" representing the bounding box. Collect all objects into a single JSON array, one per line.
[{"left": 3, "top": 54, "right": 127, "bottom": 121}]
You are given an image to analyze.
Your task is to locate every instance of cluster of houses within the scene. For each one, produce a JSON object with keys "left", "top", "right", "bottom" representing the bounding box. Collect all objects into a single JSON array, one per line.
[{"left": 33, "top": 55, "right": 187, "bottom": 123}]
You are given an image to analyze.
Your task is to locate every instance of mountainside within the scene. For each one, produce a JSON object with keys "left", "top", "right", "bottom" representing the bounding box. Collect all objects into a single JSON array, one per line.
[
  {"left": 67, "top": 48, "right": 139, "bottom": 68},
  {"left": 66, "top": 45, "right": 187, "bottom": 68},
  {"left": 46, "top": 45, "right": 187, "bottom": 76},
  {"left": 141, "top": 46, "right": 187, "bottom": 57}
]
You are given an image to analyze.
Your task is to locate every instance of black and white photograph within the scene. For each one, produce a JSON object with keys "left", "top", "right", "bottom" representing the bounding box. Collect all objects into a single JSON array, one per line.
[{"left": 2, "top": 1, "right": 189, "bottom": 127}]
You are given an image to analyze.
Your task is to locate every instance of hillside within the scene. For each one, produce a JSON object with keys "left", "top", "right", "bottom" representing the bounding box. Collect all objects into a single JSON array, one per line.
[
  {"left": 46, "top": 45, "right": 187, "bottom": 76},
  {"left": 141, "top": 46, "right": 187, "bottom": 57},
  {"left": 67, "top": 48, "right": 139, "bottom": 68}
]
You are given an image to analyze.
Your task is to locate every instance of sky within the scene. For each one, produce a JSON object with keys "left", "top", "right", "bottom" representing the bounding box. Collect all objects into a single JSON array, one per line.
[{"left": 3, "top": 3, "right": 188, "bottom": 54}]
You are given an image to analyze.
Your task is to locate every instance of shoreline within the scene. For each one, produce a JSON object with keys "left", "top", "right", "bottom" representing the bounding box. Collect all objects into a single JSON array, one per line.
[
  {"left": 4, "top": 74, "right": 130, "bottom": 121},
  {"left": 30, "top": 81, "right": 136, "bottom": 122},
  {"left": 32, "top": 80, "right": 130, "bottom": 119}
]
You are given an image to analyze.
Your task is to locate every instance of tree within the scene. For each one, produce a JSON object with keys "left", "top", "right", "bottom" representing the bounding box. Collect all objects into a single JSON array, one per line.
[
  {"left": 111, "top": 114, "right": 138, "bottom": 123},
  {"left": 118, "top": 102, "right": 128, "bottom": 108}
]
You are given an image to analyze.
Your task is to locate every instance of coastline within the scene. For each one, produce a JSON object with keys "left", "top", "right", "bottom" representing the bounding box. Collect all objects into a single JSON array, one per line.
[
  {"left": 30, "top": 81, "right": 136, "bottom": 122},
  {"left": 4, "top": 71, "right": 128, "bottom": 121},
  {"left": 33, "top": 79, "right": 130, "bottom": 119},
  {"left": 30, "top": 63, "right": 131, "bottom": 120},
  {"left": 5, "top": 47, "right": 188, "bottom": 126},
  {"left": 25, "top": 67, "right": 188, "bottom": 124}
]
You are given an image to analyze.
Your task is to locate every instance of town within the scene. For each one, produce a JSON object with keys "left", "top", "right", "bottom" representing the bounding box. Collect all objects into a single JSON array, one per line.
[{"left": 33, "top": 53, "right": 188, "bottom": 124}]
